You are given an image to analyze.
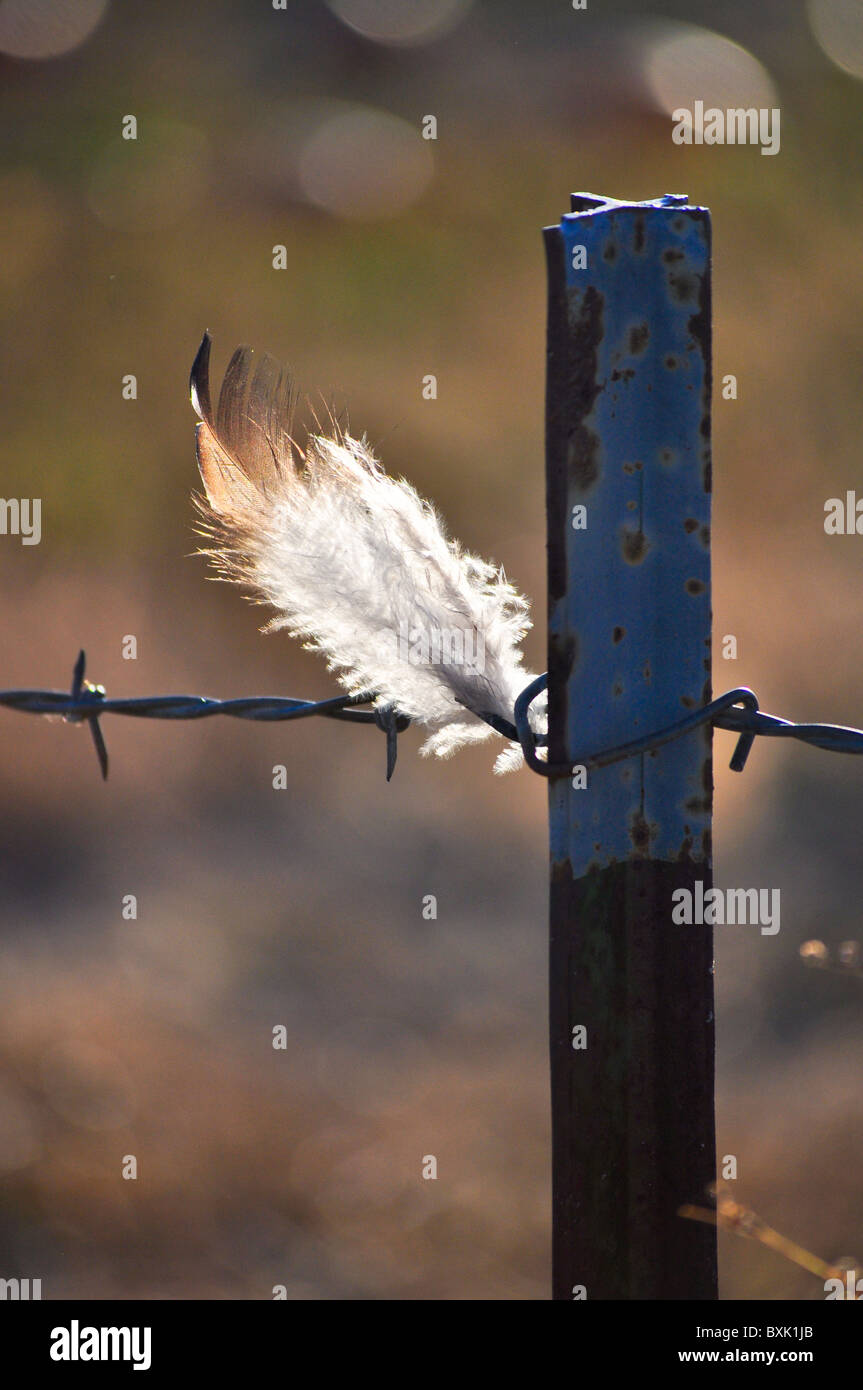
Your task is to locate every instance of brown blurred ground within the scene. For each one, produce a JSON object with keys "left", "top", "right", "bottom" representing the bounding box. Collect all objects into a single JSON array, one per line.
[{"left": 1, "top": 0, "right": 863, "bottom": 1298}]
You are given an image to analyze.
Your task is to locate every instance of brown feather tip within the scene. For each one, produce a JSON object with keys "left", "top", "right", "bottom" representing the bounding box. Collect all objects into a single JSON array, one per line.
[
  {"left": 189, "top": 333, "right": 298, "bottom": 511},
  {"left": 190, "top": 331, "right": 213, "bottom": 424}
]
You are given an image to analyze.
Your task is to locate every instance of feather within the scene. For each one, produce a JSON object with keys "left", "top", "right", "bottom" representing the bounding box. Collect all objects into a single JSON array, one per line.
[{"left": 189, "top": 332, "right": 545, "bottom": 772}]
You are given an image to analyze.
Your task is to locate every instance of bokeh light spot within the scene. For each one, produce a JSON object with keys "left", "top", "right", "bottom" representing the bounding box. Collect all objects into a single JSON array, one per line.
[
  {"left": 326, "top": 0, "right": 471, "bottom": 47},
  {"left": 0, "top": 0, "right": 108, "bottom": 59},
  {"left": 297, "top": 104, "right": 433, "bottom": 221},
  {"left": 808, "top": 0, "right": 863, "bottom": 80},
  {"left": 640, "top": 22, "right": 778, "bottom": 115}
]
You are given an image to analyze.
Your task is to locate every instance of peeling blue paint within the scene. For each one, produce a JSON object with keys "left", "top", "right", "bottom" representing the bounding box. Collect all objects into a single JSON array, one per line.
[{"left": 546, "top": 194, "right": 712, "bottom": 874}]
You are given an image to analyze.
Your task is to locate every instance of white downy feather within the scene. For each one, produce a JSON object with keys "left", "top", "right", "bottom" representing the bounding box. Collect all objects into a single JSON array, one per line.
[{"left": 189, "top": 333, "right": 545, "bottom": 772}]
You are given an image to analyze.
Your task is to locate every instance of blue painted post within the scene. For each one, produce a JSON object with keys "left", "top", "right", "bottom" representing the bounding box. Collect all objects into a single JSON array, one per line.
[{"left": 543, "top": 193, "right": 716, "bottom": 1300}]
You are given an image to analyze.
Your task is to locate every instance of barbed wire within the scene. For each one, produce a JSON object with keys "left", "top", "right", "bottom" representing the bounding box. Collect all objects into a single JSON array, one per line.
[
  {"left": 507, "top": 675, "right": 863, "bottom": 778},
  {"left": 4, "top": 653, "right": 863, "bottom": 784},
  {"left": 0, "top": 651, "right": 409, "bottom": 781}
]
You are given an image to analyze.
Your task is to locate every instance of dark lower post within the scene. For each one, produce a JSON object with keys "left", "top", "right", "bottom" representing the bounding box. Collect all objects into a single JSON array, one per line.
[{"left": 544, "top": 193, "right": 717, "bottom": 1300}]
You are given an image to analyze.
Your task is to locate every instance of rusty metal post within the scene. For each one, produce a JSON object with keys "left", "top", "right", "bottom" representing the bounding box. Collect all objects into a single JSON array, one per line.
[{"left": 544, "top": 193, "right": 716, "bottom": 1300}]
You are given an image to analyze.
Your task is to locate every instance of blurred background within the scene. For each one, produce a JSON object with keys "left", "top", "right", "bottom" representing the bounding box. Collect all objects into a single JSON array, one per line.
[{"left": 1, "top": 0, "right": 862, "bottom": 1299}]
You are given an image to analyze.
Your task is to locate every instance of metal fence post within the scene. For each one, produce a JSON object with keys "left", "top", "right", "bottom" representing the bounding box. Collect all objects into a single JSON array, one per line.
[{"left": 544, "top": 193, "right": 717, "bottom": 1300}]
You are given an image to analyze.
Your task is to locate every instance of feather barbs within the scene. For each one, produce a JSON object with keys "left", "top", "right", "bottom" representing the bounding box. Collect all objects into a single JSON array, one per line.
[{"left": 189, "top": 332, "right": 544, "bottom": 772}]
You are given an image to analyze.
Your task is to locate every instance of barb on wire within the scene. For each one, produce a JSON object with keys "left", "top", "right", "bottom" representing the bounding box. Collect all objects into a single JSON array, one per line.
[
  {"left": 496, "top": 673, "right": 863, "bottom": 779},
  {"left": 5, "top": 654, "right": 863, "bottom": 785},
  {"left": 0, "top": 651, "right": 409, "bottom": 783}
]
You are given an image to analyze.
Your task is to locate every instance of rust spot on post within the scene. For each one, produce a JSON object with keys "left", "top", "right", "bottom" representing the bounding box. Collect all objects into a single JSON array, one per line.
[
  {"left": 621, "top": 527, "right": 649, "bottom": 564},
  {"left": 630, "top": 812, "right": 651, "bottom": 854},
  {"left": 565, "top": 285, "right": 605, "bottom": 495},
  {"left": 668, "top": 271, "right": 698, "bottom": 304},
  {"left": 628, "top": 322, "right": 649, "bottom": 354}
]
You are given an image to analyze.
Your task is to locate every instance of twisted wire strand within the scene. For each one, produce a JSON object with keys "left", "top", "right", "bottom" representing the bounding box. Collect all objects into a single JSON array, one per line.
[
  {"left": 3, "top": 653, "right": 863, "bottom": 784},
  {"left": 509, "top": 675, "right": 863, "bottom": 778},
  {"left": 0, "top": 652, "right": 406, "bottom": 781}
]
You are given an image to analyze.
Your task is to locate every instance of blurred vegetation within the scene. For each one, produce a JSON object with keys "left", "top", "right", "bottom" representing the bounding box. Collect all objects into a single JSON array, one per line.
[{"left": 1, "top": 0, "right": 863, "bottom": 1298}]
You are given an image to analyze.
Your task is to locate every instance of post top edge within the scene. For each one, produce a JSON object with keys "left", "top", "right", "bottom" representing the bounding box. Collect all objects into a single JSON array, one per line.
[{"left": 554, "top": 192, "right": 707, "bottom": 224}]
